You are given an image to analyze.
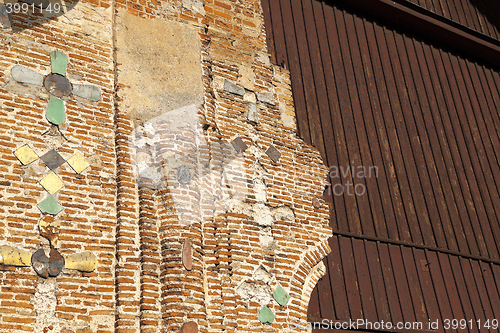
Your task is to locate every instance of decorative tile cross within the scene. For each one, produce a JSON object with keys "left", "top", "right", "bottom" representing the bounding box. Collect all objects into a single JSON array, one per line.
[{"left": 3, "top": 50, "right": 100, "bottom": 278}]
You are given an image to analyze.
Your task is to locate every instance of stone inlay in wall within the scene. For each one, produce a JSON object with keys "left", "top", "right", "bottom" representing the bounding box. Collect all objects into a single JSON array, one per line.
[
  {"left": 11, "top": 50, "right": 101, "bottom": 125},
  {"left": 39, "top": 171, "right": 64, "bottom": 194},
  {"left": 6, "top": 50, "right": 101, "bottom": 279},
  {"left": 265, "top": 144, "right": 281, "bottom": 163},
  {"left": 13, "top": 144, "right": 39, "bottom": 165},
  {"left": 38, "top": 196, "right": 64, "bottom": 215},
  {"left": 40, "top": 149, "right": 65, "bottom": 170},
  {"left": 66, "top": 152, "right": 90, "bottom": 174},
  {"left": 231, "top": 136, "right": 248, "bottom": 154},
  {"left": 273, "top": 285, "right": 291, "bottom": 306},
  {"left": 257, "top": 306, "right": 275, "bottom": 324}
]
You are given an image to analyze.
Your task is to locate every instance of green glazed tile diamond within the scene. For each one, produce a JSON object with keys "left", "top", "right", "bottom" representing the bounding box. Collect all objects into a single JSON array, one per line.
[
  {"left": 14, "top": 145, "right": 39, "bottom": 165},
  {"left": 39, "top": 172, "right": 64, "bottom": 194},
  {"left": 66, "top": 152, "right": 90, "bottom": 174},
  {"left": 50, "top": 50, "right": 68, "bottom": 75},
  {"left": 37, "top": 195, "right": 63, "bottom": 215},
  {"left": 257, "top": 306, "right": 275, "bottom": 324},
  {"left": 273, "top": 286, "right": 291, "bottom": 306},
  {"left": 46, "top": 97, "right": 65, "bottom": 125}
]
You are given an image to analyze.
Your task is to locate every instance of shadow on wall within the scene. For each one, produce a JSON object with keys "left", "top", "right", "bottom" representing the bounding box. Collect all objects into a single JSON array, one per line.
[
  {"left": 0, "top": 0, "right": 79, "bottom": 33},
  {"left": 470, "top": 0, "right": 500, "bottom": 35}
]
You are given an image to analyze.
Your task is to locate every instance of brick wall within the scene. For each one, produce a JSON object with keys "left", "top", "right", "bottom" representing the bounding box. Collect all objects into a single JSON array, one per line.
[{"left": 0, "top": 0, "right": 332, "bottom": 331}]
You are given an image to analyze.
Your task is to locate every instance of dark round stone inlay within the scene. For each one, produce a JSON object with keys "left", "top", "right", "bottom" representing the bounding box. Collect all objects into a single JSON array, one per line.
[{"left": 44, "top": 73, "right": 72, "bottom": 98}]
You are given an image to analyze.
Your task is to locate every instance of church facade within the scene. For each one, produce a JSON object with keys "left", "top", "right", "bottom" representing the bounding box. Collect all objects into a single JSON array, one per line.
[{"left": 0, "top": 0, "right": 332, "bottom": 331}]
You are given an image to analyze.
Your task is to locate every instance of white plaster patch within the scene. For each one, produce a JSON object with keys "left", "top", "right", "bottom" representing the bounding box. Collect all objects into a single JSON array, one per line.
[{"left": 33, "top": 278, "right": 58, "bottom": 333}]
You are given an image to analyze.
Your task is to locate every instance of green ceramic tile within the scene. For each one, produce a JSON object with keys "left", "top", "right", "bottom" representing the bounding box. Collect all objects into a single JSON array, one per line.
[
  {"left": 273, "top": 286, "right": 290, "bottom": 306},
  {"left": 38, "top": 196, "right": 63, "bottom": 215},
  {"left": 257, "top": 306, "right": 275, "bottom": 324},
  {"left": 46, "top": 97, "right": 65, "bottom": 125},
  {"left": 50, "top": 50, "right": 68, "bottom": 75}
]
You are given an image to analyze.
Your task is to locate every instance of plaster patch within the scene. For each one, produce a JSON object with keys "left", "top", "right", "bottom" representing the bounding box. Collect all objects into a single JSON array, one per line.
[
  {"left": 33, "top": 278, "right": 58, "bottom": 333},
  {"left": 237, "top": 64, "right": 255, "bottom": 90},
  {"left": 116, "top": 9, "right": 204, "bottom": 127}
]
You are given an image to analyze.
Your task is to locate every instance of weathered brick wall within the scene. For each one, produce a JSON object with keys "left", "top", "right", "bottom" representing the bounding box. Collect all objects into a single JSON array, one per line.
[
  {"left": 0, "top": 1, "right": 116, "bottom": 332},
  {"left": 0, "top": 0, "right": 332, "bottom": 331}
]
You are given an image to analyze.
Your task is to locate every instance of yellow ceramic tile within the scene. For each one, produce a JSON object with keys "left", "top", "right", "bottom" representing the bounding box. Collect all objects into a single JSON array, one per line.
[
  {"left": 66, "top": 152, "right": 90, "bottom": 174},
  {"left": 14, "top": 145, "right": 39, "bottom": 165},
  {"left": 65, "top": 252, "right": 97, "bottom": 272},
  {"left": 0, "top": 245, "right": 32, "bottom": 266},
  {"left": 39, "top": 172, "right": 64, "bottom": 194}
]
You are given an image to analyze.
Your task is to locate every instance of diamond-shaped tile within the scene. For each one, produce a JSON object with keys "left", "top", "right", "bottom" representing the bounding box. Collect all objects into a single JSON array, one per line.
[
  {"left": 231, "top": 137, "right": 248, "bottom": 154},
  {"left": 66, "top": 152, "right": 90, "bottom": 174},
  {"left": 14, "top": 145, "right": 39, "bottom": 165},
  {"left": 38, "top": 196, "right": 64, "bottom": 215},
  {"left": 273, "top": 286, "right": 291, "bottom": 306},
  {"left": 40, "top": 149, "right": 65, "bottom": 170},
  {"left": 266, "top": 145, "right": 281, "bottom": 163},
  {"left": 257, "top": 306, "right": 275, "bottom": 324},
  {"left": 39, "top": 172, "right": 64, "bottom": 194}
]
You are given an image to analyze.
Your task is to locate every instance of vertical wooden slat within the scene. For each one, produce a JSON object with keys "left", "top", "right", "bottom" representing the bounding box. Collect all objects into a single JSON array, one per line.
[
  {"left": 459, "top": 58, "right": 500, "bottom": 188},
  {"left": 365, "top": 20, "right": 410, "bottom": 242},
  {"left": 378, "top": 243, "right": 405, "bottom": 324},
  {"left": 260, "top": 0, "right": 276, "bottom": 64},
  {"left": 413, "top": 248, "right": 444, "bottom": 333},
  {"left": 400, "top": 246, "right": 428, "bottom": 324},
  {"left": 301, "top": 0, "right": 339, "bottom": 231},
  {"left": 445, "top": 51, "right": 500, "bottom": 258},
  {"left": 323, "top": 4, "right": 361, "bottom": 233},
  {"left": 425, "top": 250, "right": 456, "bottom": 328},
  {"left": 456, "top": 57, "right": 500, "bottom": 192},
  {"left": 338, "top": 9, "right": 381, "bottom": 237},
  {"left": 268, "top": 0, "right": 286, "bottom": 67},
  {"left": 431, "top": 47, "right": 499, "bottom": 258},
  {"left": 278, "top": 0, "right": 311, "bottom": 144},
  {"left": 460, "top": 259, "right": 493, "bottom": 333},
  {"left": 422, "top": 42, "right": 490, "bottom": 258},
  {"left": 333, "top": 7, "right": 373, "bottom": 235},
  {"left": 406, "top": 37, "right": 473, "bottom": 255},
  {"left": 436, "top": 252, "right": 468, "bottom": 326},
  {"left": 477, "top": 65, "right": 500, "bottom": 140},
  {"left": 352, "top": 239, "right": 378, "bottom": 322},
  {"left": 365, "top": 240, "right": 392, "bottom": 322},
  {"left": 351, "top": 13, "right": 392, "bottom": 239},
  {"left": 289, "top": 0, "right": 325, "bottom": 153},
  {"left": 389, "top": 245, "right": 417, "bottom": 322},
  {"left": 327, "top": 235, "right": 350, "bottom": 320},
  {"left": 396, "top": 31, "right": 461, "bottom": 253},
  {"left": 384, "top": 27, "right": 439, "bottom": 247},
  {"left": 469, "top": 260, "right": 497, "bottom": 331},
  {"left": 340, "top": 236, "right": 363, "bottom": 320},
  {"left": 479, "top": 261, "right": 500, "bottom": 320},
  {"left": 311, "top": 0, "right": 346, "bottom": 232},
  {"left": 449, "top": 256, "right": 480, "bottom": 333},
  {"left": 373, "top": 23, "right": 418, "bottom": 244}
]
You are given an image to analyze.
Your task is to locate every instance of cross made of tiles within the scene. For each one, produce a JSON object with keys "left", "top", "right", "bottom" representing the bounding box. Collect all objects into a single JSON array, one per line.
[{"left": 0, "top": 50, "right": 100, "bottom": 278}]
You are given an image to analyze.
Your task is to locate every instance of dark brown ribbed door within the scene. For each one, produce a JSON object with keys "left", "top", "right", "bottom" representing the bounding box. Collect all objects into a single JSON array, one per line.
[{"left": 262, "top": 0, "right": 500, "bottom": 330}]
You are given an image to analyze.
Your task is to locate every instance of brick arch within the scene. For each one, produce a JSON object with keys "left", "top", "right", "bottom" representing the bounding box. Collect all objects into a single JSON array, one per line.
[{"left": 286, "top": 239, "right": 330, "bottom": 329}]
